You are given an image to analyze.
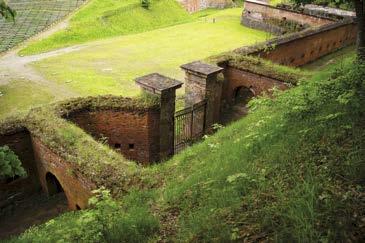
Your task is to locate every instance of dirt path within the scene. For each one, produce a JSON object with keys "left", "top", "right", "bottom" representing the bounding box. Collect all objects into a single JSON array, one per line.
[{"left": 0, "top": 15, "right": 87, "bottom": 100}]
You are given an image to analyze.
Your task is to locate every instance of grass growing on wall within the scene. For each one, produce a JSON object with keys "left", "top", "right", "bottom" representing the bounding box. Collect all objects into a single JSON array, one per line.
[
  {"left": 10, "top": 52, "right": 365, "bottom": 242},
  {"left": 19, "top": 0, "right": 194, "bottom": 55}
]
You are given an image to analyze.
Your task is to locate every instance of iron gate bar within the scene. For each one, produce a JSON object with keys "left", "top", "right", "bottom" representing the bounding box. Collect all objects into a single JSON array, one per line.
[{"left": 174, "top": 100, "right": 207, "bottom": 154}]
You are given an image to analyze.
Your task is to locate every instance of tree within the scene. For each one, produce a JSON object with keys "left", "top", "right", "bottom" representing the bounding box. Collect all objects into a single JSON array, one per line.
[
  {"left": 291, "top": 0, "right": 365, "bottom": 61},
  {"left": 0, "top": 0, "right": 15, "bottom": 21}
]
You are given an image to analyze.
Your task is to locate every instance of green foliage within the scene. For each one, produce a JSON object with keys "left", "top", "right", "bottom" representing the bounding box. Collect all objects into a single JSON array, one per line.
[
  {"left": 11, "top": 188, "right": 159, "bottom": 242},
  {"left": 9, "top": 54, "right": 365, "bottom": 242},
  {"left": 0, "top": 146, "right": 26, "bottom": 180},
  {"left": 155, "top": 55, "right": 364, "bottom": 241},
  {"left": 0, "top": 0, "right": 16, "bottom": 21},
  {"left": 141, "top": 0, "right": 150, "bottom": 9}
]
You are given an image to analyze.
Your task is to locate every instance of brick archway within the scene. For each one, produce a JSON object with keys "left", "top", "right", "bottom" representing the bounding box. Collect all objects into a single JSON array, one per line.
[
  {"left": 233, "top": 85, "right": 255, "bottom": 105},
  {"left": 45, "top": 172, "right": 64, "bottom": 196}
]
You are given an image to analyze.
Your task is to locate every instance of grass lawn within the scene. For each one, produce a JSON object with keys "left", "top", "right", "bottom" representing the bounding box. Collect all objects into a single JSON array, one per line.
[
  {"left": 0, "top": 80, "right": 55, "bottom": 118},
  {"left": 19, "top": 0, "right": 195, "bottom": 55},
  {"left": 31, "top": 8, "right": 271, "bottom": 98}
]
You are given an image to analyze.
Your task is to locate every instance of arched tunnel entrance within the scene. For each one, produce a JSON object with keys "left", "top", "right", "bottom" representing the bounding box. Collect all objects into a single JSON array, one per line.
[
  {"left": 221, "top": 86, "right": 256, "bottom": 125},
  {"left": 233, "top": 86, "right": 255, "bottom": 105},
  {"left": 45, "top": 172, "right": 64, "bottom": 195}
]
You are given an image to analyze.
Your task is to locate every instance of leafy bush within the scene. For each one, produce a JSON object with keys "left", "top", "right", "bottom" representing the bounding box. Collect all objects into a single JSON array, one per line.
[
  {"left": 141, "top": 0, "right": 150, "bottom": 9},
  {"left": 0, "top": 146, "right": 26, "bottom": 181},
  {"left": 12, "top": 188, "right": 159, "bottom": 242}
]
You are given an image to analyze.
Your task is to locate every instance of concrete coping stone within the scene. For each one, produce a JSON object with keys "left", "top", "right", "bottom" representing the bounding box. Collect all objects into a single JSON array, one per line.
[
  {"left": 180, "top": 61, "right": 224, "bottom": 77},
  {"left": 304, "top": 4, "right": 355, "bottom": 18},
  {"left": 135, "top": 73, "right": 183, "bottom": 94}
]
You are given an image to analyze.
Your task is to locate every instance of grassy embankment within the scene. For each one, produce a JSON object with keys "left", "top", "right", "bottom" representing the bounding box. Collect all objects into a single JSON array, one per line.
[{"left": 9, "top": 51, "right": 365, "bottom": 242}]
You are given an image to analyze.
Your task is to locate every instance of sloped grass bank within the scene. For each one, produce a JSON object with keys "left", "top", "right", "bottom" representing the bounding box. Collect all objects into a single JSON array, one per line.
[
  {"left": 19, "top": 0, "right": 194, "bottom": 55},
  {"left": 8, "top": 57, "right": 365, "bottom": 242}
]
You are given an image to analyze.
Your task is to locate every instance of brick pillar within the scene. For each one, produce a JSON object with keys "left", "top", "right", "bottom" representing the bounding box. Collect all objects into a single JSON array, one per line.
[
  {"left": 135, "top": 73, "right": 182, "bottom": 161},
  {"left": 181, "top": 61, "right": 224, "bottom": 130}
]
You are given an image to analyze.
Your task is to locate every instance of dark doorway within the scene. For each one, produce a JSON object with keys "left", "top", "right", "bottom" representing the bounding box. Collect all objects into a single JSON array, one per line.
[
  {"left": 45, "top": 172, "right": 64, "bottom": 195},
  {"left": 233, "top": 86, "right": 255, "bottom": 104}
]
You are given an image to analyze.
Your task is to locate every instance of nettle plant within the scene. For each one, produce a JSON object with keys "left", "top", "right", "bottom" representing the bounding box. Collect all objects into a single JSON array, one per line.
[{"left": 0, "top": 145, "right": 27, "bottom": 182}]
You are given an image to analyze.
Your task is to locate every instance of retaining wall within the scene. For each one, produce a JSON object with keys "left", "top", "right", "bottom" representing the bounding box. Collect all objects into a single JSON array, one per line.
[
  {"left": 221, "top": 67, "right": 289, "bottom": 105},
  {"left": 255, "top": 21, "right": 357, "bottom": 66},
  {"left": 244, "top": 0, "right": 334, "bottom": 27},
  {"left": 66, "top": 110, "right": 160, "bottom": 164},
  {"left": 31, "top": 137, "right": 94, "bottom": 210},
  {"left": 178, "top": 0, "right": 232, "bottom": 13}
]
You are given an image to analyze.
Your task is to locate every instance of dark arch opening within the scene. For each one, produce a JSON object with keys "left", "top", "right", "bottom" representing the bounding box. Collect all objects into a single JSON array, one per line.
[
  {"left": 233, "top": 86, "right": 255, "bottom": 105},
  {"left": 45, "top": 172, "right": 64, "bottom": 196},
  {"left": 76, "top": 204, "right": 81, "bottom": 210}
]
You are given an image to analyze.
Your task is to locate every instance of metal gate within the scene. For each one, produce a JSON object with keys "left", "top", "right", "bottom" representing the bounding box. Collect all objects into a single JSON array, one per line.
[{"left": 174, "top": 100, "right": 207, "bottom": 154}]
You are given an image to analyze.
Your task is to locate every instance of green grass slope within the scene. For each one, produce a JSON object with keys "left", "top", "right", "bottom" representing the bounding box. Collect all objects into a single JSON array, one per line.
[
  {"left": 19, "top": 0, "right": 194, "bottom": 55},
  {"left": 9, "top": 55, "right": 365, "bottom": 242}
]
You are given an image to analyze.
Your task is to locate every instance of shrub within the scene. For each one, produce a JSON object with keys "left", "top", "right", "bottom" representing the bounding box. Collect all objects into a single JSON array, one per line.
[
  {"left": 141, "top": 0, "right": 150, "bottom": 9},
  {"left": 0, "top": 145, "right": 26, "bottom": 181},
  {"left": 12, "top": 188, "right": 159, "bottom": 242}
]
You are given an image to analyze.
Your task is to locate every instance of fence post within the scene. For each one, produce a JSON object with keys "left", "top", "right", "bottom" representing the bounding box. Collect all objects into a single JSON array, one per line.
[
  {"left": 181, "top": 61, "right": 224, "bottom": 131},
  {"left": 135, "top": 73, "right": 182, "bottom": 161}
]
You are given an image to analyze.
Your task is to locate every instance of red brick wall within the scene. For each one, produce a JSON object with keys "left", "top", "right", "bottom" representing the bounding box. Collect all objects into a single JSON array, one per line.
[
  {"left": 245, "top": 0, "right": 333, "bottom": 27},
  {"left": 222, "top": 67, "right": 289, "bottom": 104},
  {"left": 31, "top": 137, "right": 95, "bottom": 210},
  {"left": 179, "top": 0, "right": 200, "bottom": 12},
  {"left": 66, "top": 110, "right": 160, "bottom": 165},
  {"left": 0, "top": 131, "right": 40, "bottom": 197},
  {"left": 257, "top": 23, "right": 357, "bottom": 66},
  {"left": 178, "top": 0, "right": 232, "bottom": 13}
]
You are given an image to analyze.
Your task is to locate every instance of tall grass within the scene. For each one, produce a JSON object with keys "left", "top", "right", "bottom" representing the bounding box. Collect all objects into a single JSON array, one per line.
[{"left": 10, "top": 56, "right": 365, "bottom": 242}]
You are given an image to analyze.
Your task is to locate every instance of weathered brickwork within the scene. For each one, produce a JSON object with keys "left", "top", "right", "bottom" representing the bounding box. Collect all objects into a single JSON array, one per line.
[
  {"left": 178, "top": 0, "right": 232, "bottom": 13},
  {"left": 31, "top": 137, "right": 95, "bottom": 210},
  {"left": 221, "top": 67, "right": 289, "bottom": 105},
  {"left": 257, "top": 22, "right": 357, "bottom": 66},
  {"left": 244, "top": 0, "right": 333, "bottom": 27},
  {"left": 66, "top": 110, "right": 160, "bottom": 164}
]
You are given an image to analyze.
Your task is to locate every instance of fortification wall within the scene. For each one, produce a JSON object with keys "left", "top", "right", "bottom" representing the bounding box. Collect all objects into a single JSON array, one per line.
[
  {"left": 256, "top": 21, "right": 357, "bottom": 66},
  {"left": 244, "top": 0, "right": 334, "bottom": 27},
  {"left": 65, "top": 109, "right": 160, "bottom": 164},
  {"left": 240, "top": 1, "right": 357, "bottom": 67},
  {"left": 31, "top": 137, "right": 94, "bottom": 210},
  {"left": 221, "top": 67, "right": 289, "bottom": 105},
  {"left": 178, "top": 0, "right": 232, "bottom": 13}
]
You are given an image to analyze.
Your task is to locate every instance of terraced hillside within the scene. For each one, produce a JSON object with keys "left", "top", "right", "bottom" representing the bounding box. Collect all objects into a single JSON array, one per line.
[{"left": 0, "top": 0, "right": 86, "bottom": 53}]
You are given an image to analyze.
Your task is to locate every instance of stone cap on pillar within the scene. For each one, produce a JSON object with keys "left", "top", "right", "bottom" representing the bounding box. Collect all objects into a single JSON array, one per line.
[
  {"left": 135, "top": 73, "right": 183, "bottom": 95},
  {"left": 181, "top": 61, "right": 223, "bottom": 78}
]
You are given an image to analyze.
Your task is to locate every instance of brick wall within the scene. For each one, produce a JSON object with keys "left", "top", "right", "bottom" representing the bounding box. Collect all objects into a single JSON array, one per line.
[
  {"left": 257, "top": 22, "right": 357, "bottom": 66},
  {"left": 244, "top": 0, "right": 333, "bottom": 27},
  {"left": 221, "top": 67, "right": 289, "bottom": 105},
  {"left": 0, "top": 130, "right": 40, "bottom": 198},
  {"left": 31, "top": 137, "right": 95, "bottom": 210},
  {"left": 178, "top": 0, "right": 232, "bottom": 13},
  {"left": 66, "top": 110, "right": 160, "bottom": 165}
]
